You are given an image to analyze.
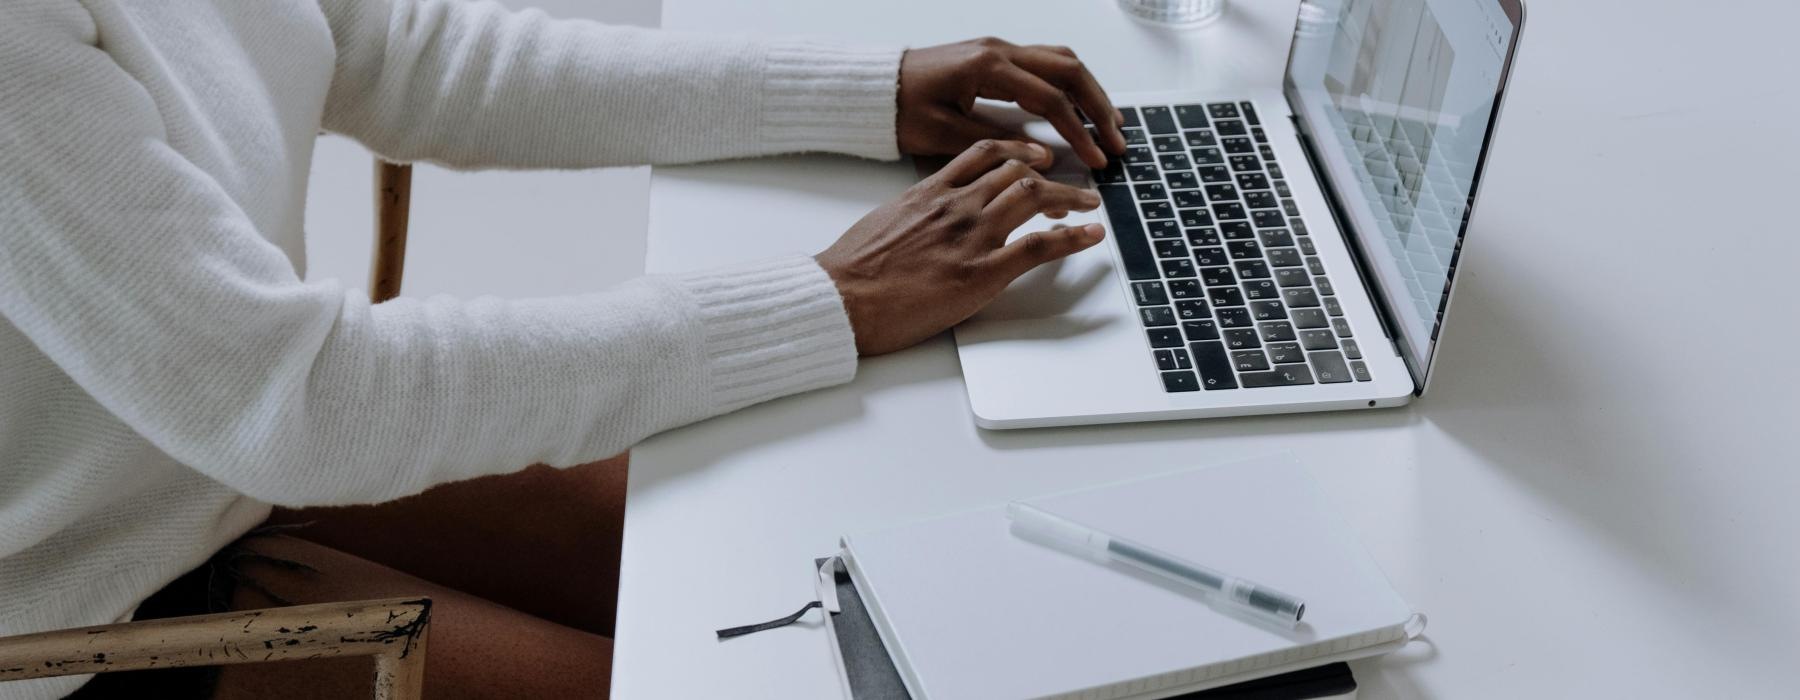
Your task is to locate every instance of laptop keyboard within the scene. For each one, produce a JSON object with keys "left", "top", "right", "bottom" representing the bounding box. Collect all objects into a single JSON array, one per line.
[{"left": 1091, "top": 102, "right": 1370, "bottom": 392}]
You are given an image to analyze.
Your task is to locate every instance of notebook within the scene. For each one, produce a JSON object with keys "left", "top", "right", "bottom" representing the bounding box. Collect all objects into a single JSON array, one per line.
[
  {"left": 815, "top": 557, "right": 1360, "bottom": 700},
  {"left": 833, "top": 454, "right": 1418, "bottom": 700}
]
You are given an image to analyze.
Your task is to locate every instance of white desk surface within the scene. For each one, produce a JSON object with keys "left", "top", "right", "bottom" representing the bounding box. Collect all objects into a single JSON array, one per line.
[{"left": 615, "top": 2, "right": 1800, "bottom": 697}]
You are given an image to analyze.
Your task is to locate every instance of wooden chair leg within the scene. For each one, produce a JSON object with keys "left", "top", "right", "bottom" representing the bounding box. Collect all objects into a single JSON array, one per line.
[{"left": 372, "top": 161, "right": 412, "bottom": 304}]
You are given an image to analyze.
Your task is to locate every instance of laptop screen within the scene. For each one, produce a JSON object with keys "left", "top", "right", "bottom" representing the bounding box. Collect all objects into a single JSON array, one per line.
[{"left": 1283, "top": 0, "right": 1522, "bottom": 386}]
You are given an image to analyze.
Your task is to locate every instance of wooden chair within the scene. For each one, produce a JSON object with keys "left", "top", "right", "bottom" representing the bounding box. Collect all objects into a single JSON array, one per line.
[{"left": 0, "top": 162, "right": 423, "bottom": 698}]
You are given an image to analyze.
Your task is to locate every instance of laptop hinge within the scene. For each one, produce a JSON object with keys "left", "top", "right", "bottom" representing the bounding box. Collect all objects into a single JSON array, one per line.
[{"left": 1287, "top": 114, "right": 1423, "bottom": 391}]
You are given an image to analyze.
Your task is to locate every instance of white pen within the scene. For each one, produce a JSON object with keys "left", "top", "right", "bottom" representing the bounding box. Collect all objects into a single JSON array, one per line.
[{"left": 1006, "top": 501, "right": 1307, "bottom": 627}]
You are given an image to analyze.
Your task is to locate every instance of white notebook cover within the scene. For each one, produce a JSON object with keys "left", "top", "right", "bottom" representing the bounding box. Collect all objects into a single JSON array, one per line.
[{"left": 839, "top": 454, "right": 1414, "bottom": 700}]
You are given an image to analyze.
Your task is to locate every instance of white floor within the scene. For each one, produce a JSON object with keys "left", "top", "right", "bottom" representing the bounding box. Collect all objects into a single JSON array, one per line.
[{"left": 302, "top": 0, "right": 662, "bottom": 296}]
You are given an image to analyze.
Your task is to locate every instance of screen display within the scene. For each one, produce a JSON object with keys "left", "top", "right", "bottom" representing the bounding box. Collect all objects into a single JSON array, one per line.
[{"left": 1284, "top": 0, "right": 1517, "bottom": 378}]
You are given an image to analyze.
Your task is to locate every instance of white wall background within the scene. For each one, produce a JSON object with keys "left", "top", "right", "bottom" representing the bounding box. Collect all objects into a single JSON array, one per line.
[{"left": 302, "top": 0, "right": 663, "bottom": 298}]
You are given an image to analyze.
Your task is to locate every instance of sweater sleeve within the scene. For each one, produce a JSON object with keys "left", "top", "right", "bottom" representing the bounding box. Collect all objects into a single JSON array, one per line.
[
  {"left": 315, "top": 0, "right": 904, "bottom": 168},
  {"left": 0, "top": 18, "right": 858, "bottom": 507}
]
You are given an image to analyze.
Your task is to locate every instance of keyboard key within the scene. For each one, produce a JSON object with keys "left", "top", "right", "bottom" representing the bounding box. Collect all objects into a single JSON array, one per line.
[
  {"left": 1165, "top": 171, "right": 1199, "bottom": 190},
  {"left": 1198, "top": 165, "right": 1232, "bottom": 183},
  {"left": 1140, "top": 307, "right": 1176, "bottom": 326},
  {"left": 1291, "top": 219, "right": 1309, "bottom": 235},
  {"left": 1154, "top": 239, "right": 1188, "bottom": 258},
  {"left": 1214, "top": 202, "right": 1247, "bottom": 220},
  {"left": 1128, "top": 164, "right": 1161, "bottom": 181},
  {"left": 1223, "top": 328, "right": 1261, "bottom": 349},
  {"left": 1267, "top": 342, "right": 1304, "bottom": 364},
  {"left": 1161, "top": 370, "right": 1200, "bottom": 392},
  {"left": 1232, "top": 350, "right": 1270, "bottom": 371},
  {"left": 1189, "top": 342, "right": 1238, "bottom": 390},
  {"left": 1305, "top": 256, "right": 1326, "bottom": 275},
  {"left": 1147, "top": 220, "right": 1181, "bottom": 239},
  {"left": 1298, "top": 329, "right": 1337, "bottom": 350},
  {"left": 1258, "top": 228, "right": 1295, "bottom": 247},
  {"left": 1274, "top": 180, "right": 1292, "bottom": 197},
  {"left": 1350, "top": 360, "right": 1372, "bottom": 382},
  {"left": 1332, "top": 317, "right": 1354, "bottom": 337},
  {"left": 1214, "top": 307, "right": 1252, "bottom": 328},
  {"left": 1134, "top": 183, "right": 1168, "bottom": 201},
  {"left": 1252, "top": 210, "right": 1286, "bottom": 228},
  {"left": 1268, "top": 163, "right": 1285, "bottom": 179},
  {"left": 1341, "top": 338, "right": 1362, "bottom": 359},
  {"left": 1242, "top": 279, "right": 1278, "bottom": 300},
  {"left": 1220, "top": 221, "right": 1254, "bottom": 240},
  {"left": 1192, "top": 148, "right": 1225, "bottom": 165},
  {"left": 1182, "top": 319, "right": 1220, "bottom": 341},
  {"left": 1175, "top": 299, "right": 1210, "bottom": 319},
  {"left": 1161, "top": 258, "right": 1196, "bottom": 278},
  {"left": 1258, "top": 321, "right": 1297, "bottom": 342},
  {"left": 1183, "top": 130, "right": 1217, "bottom": 148},
  {"left": 1169, "top": 279, "right": 1203, "bottom": 299},
  {"left": 1207, "top": 102, "right": 1239, "bottom": 119},
  {"left": 1206, "top": 184, "right": 1240, "bottom": 202},
  {"left": 1208, "top": 286, "right": 1244, "bottom": 306},
  {"left": 1199, "top": 266, "right": 1235, "bottom": 286},
  {"left": 1119, "top": 107, "right": 1141, "bottom": 128},
  {"left": 1323, "top": 296, "right": 1344, "bottom": 316},
  {"left": 1239, "top": 101, "right": 1260, "bottom": 125},
  {"left": 1229, "top": 155, "right": 1262, "bottom": 172},
  {"left": 1172, "top": 191, "right": 1205, "bottom": 210},
  {"left": 1148, "top": 327, "right": 1183, "bottom": 348},
  {"left": 1240, "top": 365, "right": 1314, "bottom": 388},
  {"left": 1222, "top": 137, "right": 1255, "bottom": 154},
  {"left": 1186, "top": 227, "right": 1221, "bottom": 246},
  {"left": 1228, "top": 240, "right": 1262, "bottom": 260},
  {"left": 1259, "top": 145, "right": 1276, "bottom": 160},
  {"left": 1131, "top": 281, "right": 1168, "bottom": 305},
  {"left": 1274, "top": 268, "right": 1310, "bottom": 288},
  {"left": 1152, "top": 135, "right": 1185, "bottom": 153},
  {"left": 1093, "top": 161, "right": 1127, "bottom": 184},
  {"left": 1251, "top": 126, "right": 1267, "bottom": 143},
  {"left": 1174, "top": 104, "right": 1210, "bottom": 128},
  {"left": 1179, "top": 209, "right": 1213, "bottom": 228},
  {"left": 1267, "top": 248, "right": 1303, "bottom": 267},
  {"left": 1290, "top": 308, "right": 1328, "bottom": 329},
  {"left": 1282, "top": 288, "right": 1321, "bottom": 307},
  {"left": 1122, "top": 128, "right": 1148, "bottom": 145},
  {"left": 1124, "top": 147, "right": 1155, "bottom": 165},
  {"left": 1158, "top": 153, "right": 1193, "bottom": 171},
  {"left": 1154, "top": 349, "right": 1181, "bottom": 370},
  {"left": 1099, "top": 185, "right": 1160, "bottom": 281},
  {"left": 1297, "top": 235, "right": 1317, "bottom": 255},
  {"left": 1141, "top": 106, "right": 1178, "bottom": 134},
  {"left": 1317, "top": 276, "right": 1336, "bottom": 296},
  {"left": 1282, "top": 199, "right": 1301, "bottom": 217},
  {"left": 1249, "top": 300, "right": 1285, "bottom": 321},
  {"left": 1234, "top": 260, "right": 1270, "bottom": 279},
  {"left": 1193, "top": 247, "right": 1229, "bottom": 267},
  {"left": 1141, "top": 201, "right": 1173, "bottom": 219},
  {"left": 1308, "top": 351, "right": 1352, "bottom": 384},
  {"left": 1235, "top": 172, "right": 1270, "bottom": 190},
  {"left": 1214, "top": 119, "right": 1246, "bottom": 136},
  {"left": 1169, "top": 348, "right": 1193, "bottom": 370},
  {"left": 1243, "top": 191, "right": 1279, "bottom": 210}
]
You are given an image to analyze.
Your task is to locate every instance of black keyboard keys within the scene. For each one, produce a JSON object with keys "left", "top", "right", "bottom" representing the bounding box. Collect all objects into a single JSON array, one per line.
[
  {"left": 1229, "top": 155, "right": 1262, "bottom": 171},
  {"left": 1249, "top": 300, "right": 1285, "bottom": 320},
  {"left": 1154, "top": 239, "right": 1187, "bottom": 258},
  {"left": 1098, "top": 185, "right": 1159, "bottom": 281},
  {"left": 1147, "top": 220, "right": 1181, "bottom": 239},
  {"left": 1240, "top": 101, "right": 1260, "bottom": 125},
  {"left": 1240, "top": 364, "right": 1314, "bottom": 388},
  {"left": 1192, "top": 148, "right": 1225, "bottom": 165},
  {"left": 1205, "top": 183, "right": 1239, "bottom": 203},
  {"left": 1207, "top": 102, "right": 1239, "bottom": 119},
  {"left": 1189, "top": 342, "right": 1237, "bottom": 390},
  {"left": 1290, "top": 308, "right": 1328, "bottom": 329},
  {"left": 1350, "top": 360, "right": 1372, "bottom": 382},
  {"left": 1266, "top": 342, "right": 1304, "bottom": 364},
  {"left": 1222, "top": 137, "right": 1255, "bottom": 154},
  {"left": 1174, "top": 104, "right": 1210, "bottom": 128},
  {"left": 1267, "top": 248, "right": 1303, "bottom": 267},
  {"left": 1193, "top": 247, "right": 1229, "bottom": 267},
  {"left": 1141, "top": 106, "right": 1178, "bottom": 134},
  {"left": 1179, "top": 209, "right": 1212, "bottom": 228},
  {"left": 1232, "top": 350, "right": 1270, "bottom": 372},
  {"left": 1165, "top": 171, "right": 1199, "bottom": 190},
  {"left": 1214, "top": 307, "right": 1251, "bottom": 328},
  {"left": 1298, "top": 329, "right": 1337, "bottom": 350},
  {"left": 1154, "top": 348, "right": 1191, "bottom": 371},
  {"left": 1214, "top": 202, "right": 1246, "bottom": 221},
  {"left": 1161, "top": 371, "right": 1200, "bottom": 392},
  {"left": 1184, "top": 130, "right": 1217, "bottom": 148},
  {"left": 1140, "top": 200, "right": 1172, "bottom": 220},
  {"left": 1131, "top": 281, "right": 1168, "bottom": 305},
  {"left": 1274, "top": 268, "right": 1310, "bottom": 288},
  {"left": 1174, "top": 299, "right": 1210, "bottom": 319},
  {"left": 1158, "top": 153, "right": 1192, "bottom": 171},
  {"left": 1208, "top": 286, "right": 1244, "bottom": 307},
  {"left": 1252, "top": 210, "right": 1285, "bottom": 229},
  {"left": 1152, "top": 135, "right": 1185, "bottom": 153},
  {"left": 1161, "top": 258, "right": 1196, "bottom": 278},
  {"left": 1168, "top": 280, "right": 1203, "bottom": 299},
  {"left": 1173, "top": 190, "right": 1206, "bottom": 208},
  {"left": 1119, "top": 106, "right": 1142, "bottom": 128},
  {"left": 1223, "top": 328, "right": 1261, "bottom": 349},
  {"left": 1243, "top": 191, "right": 1279, "bottom": 210},
  {"left": 1148, "top": 327, "right": 1183, "bottom": 348},
  {"left": 1182, "top": 320, "right": 1220, "bottom": 341},
  {"left": 1236, "top": 172, "right": 1270, "bottom": 190},
  {"left": 1214, "top": 119, "right": 1246, "bottom": 136},
  {"left": 1258, "top": 321, "right": 1296, "bottom": 342},
  {"left": 1127, "top": 164, "right": 1160, "bottom": 181},
  {"left": 1341, "top": 338, "right": 1362, "bottom": 359},
  {"left": 1140, "top": 307, "right": 1176, "bottom": 326}
]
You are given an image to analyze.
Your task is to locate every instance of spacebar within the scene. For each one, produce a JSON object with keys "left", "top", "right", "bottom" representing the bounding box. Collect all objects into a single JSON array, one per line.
[{"left": 1096, "top": 184, "right": 1159, "bottom": 281}]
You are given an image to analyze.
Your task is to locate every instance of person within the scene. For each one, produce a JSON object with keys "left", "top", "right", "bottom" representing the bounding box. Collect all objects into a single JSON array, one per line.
[{"left": 0, "top": 0, "right": 1129, "bottom": 697}]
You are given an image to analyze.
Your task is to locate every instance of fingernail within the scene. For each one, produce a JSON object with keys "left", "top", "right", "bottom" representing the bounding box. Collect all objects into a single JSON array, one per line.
[
  {"left": 1031, "top": 144, "right": 1051, "bottom": 159},
  {"left": 1082, "top": 223, "right": 1105, "bottom": 241}
]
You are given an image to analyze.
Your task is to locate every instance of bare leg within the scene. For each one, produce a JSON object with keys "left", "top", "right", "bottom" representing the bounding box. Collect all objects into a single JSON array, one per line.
[
  {"left": 211, "top": 534, "right": 614, "bottom": 700},
  {"left": 264, "top": 455, "right": 629, "bottom": 635}
]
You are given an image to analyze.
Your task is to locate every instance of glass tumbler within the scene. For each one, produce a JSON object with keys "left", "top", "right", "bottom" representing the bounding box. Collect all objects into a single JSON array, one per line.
[{"left": 1116, "top": 0, "right": 1227, "bottom": 27}]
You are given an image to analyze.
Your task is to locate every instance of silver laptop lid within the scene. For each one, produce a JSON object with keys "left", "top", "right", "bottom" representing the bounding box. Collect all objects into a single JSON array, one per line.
[{"left": 1281, "top": 0, "right": 1526, "bottom": 391}]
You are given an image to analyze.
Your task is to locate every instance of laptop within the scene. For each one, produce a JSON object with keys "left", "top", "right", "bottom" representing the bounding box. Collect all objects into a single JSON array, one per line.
[{"left": 952, "top": 0, "right": 1526, "bottom": 428}]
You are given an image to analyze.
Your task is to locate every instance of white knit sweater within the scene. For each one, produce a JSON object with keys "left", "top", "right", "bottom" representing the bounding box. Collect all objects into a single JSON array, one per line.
[{"left": 0, "top": 1, "right": 900, "bottom": 696}]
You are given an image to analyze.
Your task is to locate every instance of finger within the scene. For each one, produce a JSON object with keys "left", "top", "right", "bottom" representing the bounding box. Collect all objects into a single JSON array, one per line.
[
  {"left": 938, "top": 110, "right": 1048, "bottom": 156},
  {"left": 983, "top": 177, "right": 1102, "bottom": 234},
  {"left": 978, "top": 64, "right": 1109, "bottom": 169},
  {"left": 964, "top": 158, "right": 1044, "bottom": 201},
  {"left": 984, "top": 223, "right": 1107, "bottom": 280},
  {"left": 933, "top": 138, "right": 1052, "bottom": 187},
  {"left": 1017, "top": 45, "right": 1127, "bottom": 156}
]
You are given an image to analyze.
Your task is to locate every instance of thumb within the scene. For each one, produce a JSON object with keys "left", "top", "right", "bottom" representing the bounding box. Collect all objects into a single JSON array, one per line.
[{"left": 986, "top": 223, "right": 1106, "bottom": 281}]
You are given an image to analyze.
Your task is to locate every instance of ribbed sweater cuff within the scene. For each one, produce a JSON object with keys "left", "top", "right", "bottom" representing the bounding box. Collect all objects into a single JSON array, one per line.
[
  {"left": 760, "top": 41, "right": 904, "bottom": 160},
  {"left": 673, "top": 256, "right": 859, "bottom": 414}
]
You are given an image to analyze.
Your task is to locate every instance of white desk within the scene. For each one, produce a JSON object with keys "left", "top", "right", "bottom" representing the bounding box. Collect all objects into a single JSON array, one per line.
[{"left": 614, "top": 2, "right": 1800, "bottom": 697}]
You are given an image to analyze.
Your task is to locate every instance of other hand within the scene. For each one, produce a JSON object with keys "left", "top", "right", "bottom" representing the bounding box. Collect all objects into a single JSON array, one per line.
[
  {"left": 817, "top": 140, "right": 1106, "bottom": 356},
  {"left": 897, "top": 37, "right": 1128, "bottom": 169}
]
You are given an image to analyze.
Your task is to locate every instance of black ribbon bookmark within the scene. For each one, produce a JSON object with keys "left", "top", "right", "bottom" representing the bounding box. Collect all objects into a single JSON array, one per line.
[{"left": 715, "top": 601, "right": 824, "bottom": 640}]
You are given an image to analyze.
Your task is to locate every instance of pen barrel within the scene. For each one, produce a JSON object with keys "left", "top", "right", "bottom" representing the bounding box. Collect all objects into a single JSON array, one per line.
[
  {"left": 1006, "top": 502, "right": 1110, "bottom": 555},
  {"left": 1106, "top": 537, "right": 1306, "bottom": 627}
]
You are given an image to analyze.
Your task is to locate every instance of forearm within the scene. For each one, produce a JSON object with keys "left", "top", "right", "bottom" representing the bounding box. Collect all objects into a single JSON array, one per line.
[{"left": 318, "top": 0, "right": 902, "bottom": 168}]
